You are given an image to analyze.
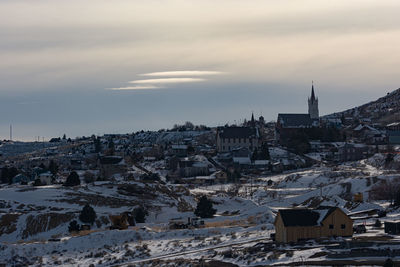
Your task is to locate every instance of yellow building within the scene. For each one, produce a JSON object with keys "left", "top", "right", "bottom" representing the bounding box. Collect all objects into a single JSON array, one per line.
[{"left": 274, "top": 206, "right": 353, "bottom": 243}]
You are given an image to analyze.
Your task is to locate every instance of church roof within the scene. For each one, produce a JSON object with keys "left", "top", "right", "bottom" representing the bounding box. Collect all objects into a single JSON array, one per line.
[
  {"left": 217, "top": 126, "right": 257, "bottom": 139},
  {"left": 277, "top": 113, "right": 316, "bottom": 128}
]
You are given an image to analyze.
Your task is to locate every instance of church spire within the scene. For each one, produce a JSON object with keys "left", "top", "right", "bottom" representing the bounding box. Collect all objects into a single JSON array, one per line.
[
  {"left": 250, "top": 112, "right": 255, "bottom": 127},
  {"left": 308, "top": 81, "right": 319, "bottom": 119},
  {"left": 311, "top": 80, "right": 316, "bottom": 102}
]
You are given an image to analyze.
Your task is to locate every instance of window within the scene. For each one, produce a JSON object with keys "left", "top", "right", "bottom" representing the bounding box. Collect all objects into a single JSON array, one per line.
[
  {"left": 341, "top": 224, "right": 346, "bottom": 229},
  {"left": 329, "top": 224, "right": 334, "bottom": 229}
]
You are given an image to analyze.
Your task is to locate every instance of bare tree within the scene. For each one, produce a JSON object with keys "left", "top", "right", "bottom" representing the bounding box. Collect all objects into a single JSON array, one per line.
[{"left": 370, "top": 177, "right": 400, "bottom": 205}]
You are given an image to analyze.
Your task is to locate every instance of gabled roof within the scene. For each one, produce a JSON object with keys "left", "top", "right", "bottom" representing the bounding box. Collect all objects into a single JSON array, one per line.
[
  {"left": 99, "top": 156, "right": 123, "bottom": 165},
  {"left": 277, "top": 113, "right": 315, "bottom": 128},
  {"left": 314, "top": 206, "right": 337, "bottom": 224},
  {"left": 171, "top": 144, "right": 188, "bottom": 150},
  {"left": 278, "top": 206, "right": 339, "bottom": 227},
  {"left": 278, "top": 209, "right": 320, "bottom": 226},
  {"left": 353, "top": 124, "right": 379, "bottom": 133},
  {"left": 217, "top": 127, "right": 257, "bottom": 139}
]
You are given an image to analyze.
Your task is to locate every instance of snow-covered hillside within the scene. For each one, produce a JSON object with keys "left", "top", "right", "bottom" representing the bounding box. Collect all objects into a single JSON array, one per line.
[{"left": 2, "top": 153, "right": 400, "bottom": 266}]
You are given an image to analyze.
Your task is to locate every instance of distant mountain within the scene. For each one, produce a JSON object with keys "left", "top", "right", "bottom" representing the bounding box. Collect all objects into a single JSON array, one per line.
[{"left": 324, "top": 87, "right": 400, "bottom": 127}]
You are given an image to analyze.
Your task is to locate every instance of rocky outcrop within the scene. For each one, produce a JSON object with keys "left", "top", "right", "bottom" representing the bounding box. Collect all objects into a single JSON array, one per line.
[
  {"left": 0, "top": 213, "right": 20, "bottom": 236},
  {"left": 22, "top": 212, "right": 75, "bottom": 239}
]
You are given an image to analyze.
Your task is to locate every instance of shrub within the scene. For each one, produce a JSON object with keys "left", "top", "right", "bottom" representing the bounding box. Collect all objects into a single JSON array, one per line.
[
  {"left": 68, "top": 220, "right": 80, "bottom": 232},
  {"left": 64, "top": 171, "right": 80, "bottom": 186},
  {"left": 133, "top": 207, "right": 148, "bottom": 223},
  {"left": 79, "top": 204, "right": 96, "bottom": 224},
  {"left": 83, "top": 172, "right": 95, "bottom": 183},
  {"left": 33, "top": 179, "right": 42, "bottom": 186},
  {"left": 374, "top": 219, "right": 382, "bottom": 228}
]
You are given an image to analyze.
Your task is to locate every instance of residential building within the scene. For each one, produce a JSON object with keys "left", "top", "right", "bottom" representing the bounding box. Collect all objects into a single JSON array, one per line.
[
  {"left": 216, "top": 126, "right": 260, "bottom": 152},
  {"left": 274, "top": 206, "right": 353, "bottom": 243}
]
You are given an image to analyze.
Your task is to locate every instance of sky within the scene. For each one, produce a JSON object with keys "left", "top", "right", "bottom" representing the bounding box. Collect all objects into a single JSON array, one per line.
[{"left": 1, "top": 0, "right": 400, "bottom": 140}]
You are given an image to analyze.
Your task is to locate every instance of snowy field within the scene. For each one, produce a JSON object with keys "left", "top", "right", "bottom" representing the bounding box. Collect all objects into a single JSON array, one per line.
[{"left": 1, "top": 154, "right": 400, "bottom": 266}]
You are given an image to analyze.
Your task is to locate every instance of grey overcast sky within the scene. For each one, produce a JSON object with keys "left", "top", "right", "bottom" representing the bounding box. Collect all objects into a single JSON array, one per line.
[{"left": 1, "top": 0, "right": 400, "bottom": 140}]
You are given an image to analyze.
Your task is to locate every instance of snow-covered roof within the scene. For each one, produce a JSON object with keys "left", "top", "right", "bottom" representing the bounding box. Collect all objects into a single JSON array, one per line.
[
  {"left": 353, "top": 124, "right": 379, "bottom": 133},
  {"left": 171, "top": 144, "right": 188, "bottom": 150},
  {"left": 233, "top": 157, "right": 251, "bottom": 164},
  {"left": 254, "top": 160, "right": 269, "bottom": 165},
  {"left": 387, "top": 122, "right": 400, "bottom": 127}
]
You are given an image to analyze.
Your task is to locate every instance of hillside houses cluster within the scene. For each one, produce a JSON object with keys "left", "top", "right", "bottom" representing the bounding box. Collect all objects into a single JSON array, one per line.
[
  {"left": 274, "top": 84, "right": 400, "bottom": 163},
  {"left": 2, "top": 86, "right": 400, "bottom": 188}
]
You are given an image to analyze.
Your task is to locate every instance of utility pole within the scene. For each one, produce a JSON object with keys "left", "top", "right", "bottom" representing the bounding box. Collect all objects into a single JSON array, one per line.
[{"left": 9, "top": 124, "right": 12, "bottom": 141}]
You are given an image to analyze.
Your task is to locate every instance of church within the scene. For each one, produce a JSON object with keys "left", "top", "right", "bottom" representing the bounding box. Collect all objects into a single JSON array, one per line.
[{"left": 276, "top": 83, "right": 320, "bottom": 141}]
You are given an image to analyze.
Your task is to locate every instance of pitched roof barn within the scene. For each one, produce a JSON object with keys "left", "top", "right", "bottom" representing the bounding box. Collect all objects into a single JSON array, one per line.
[{"left": 274, "top": 206, "right": 353, "bottom": 243}]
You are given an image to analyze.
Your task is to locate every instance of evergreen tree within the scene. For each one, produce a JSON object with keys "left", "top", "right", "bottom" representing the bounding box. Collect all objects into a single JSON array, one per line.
[
  {"left": 386, "top": 153, "right": 394, "bottom": 164},
  {"left": 259, "top": 142, "right": 270, "bottom": 160},
  {"left": 251, "top": 148, "right": 258, "bottom": 161},
  {"left": 62, "top": 134, "right": 67, "bottom": 140},
  {"left": 94, "top": 137, "right": 102, "bottom": 153},
  {"left": 133, "top": 206, "right": 148, "bottom": 223},
  {"left": 1, "top": 167, "right": 19, "bottom": 184},
  {"left": 194, "top": 195, "right": 216, "bottom": 218},
  {"left": 108, "top": 138, "right": 115, "bottom": 155},
  {"left": 384, "top": 258, "right": 394, "bottom": 267},
  {"left": 394, "top": 189, "right": 400, "bottom": 207},
  {"left": 79, "top": 204, "right": 96, "bottom": 224},
  {"left": 48, "top": 160, "right": 58, "bottom": 175},
  {"left": 1, "top": 168, "right": 9, "bottom": 184},
  {"left": 64, "top": 171, "right": 80, "bottom": 186}
]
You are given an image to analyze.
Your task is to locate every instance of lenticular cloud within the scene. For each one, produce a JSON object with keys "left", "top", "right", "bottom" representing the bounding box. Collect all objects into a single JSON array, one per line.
[
  {"left": 140, "top": 71, "right": 224, "bottom": 77},
  {"left": 108, "top": 70, "right": 224, "bottom": 90},
  {"left": 108, "top": 85, "right": 162, "bottom": 90},
  {"left": 129, "top": 78, "right": 205, "bottom": 84}
]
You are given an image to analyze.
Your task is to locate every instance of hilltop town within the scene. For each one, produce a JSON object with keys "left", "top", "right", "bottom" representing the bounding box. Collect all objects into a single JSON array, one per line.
[{"left": 2, "top": 86, "right": 400, "bottom": 266}]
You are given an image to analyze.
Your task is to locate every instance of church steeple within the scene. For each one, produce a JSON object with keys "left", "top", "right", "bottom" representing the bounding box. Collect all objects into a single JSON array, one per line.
[
  {"left": 310, "top": 81, "right": 316, "bottom": 102},
  {"left": 308, "top": 81, "right": 319, "bottom": 119},
  {"left": 250, "top": 112, "right": 255, "bottom": 127}
]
